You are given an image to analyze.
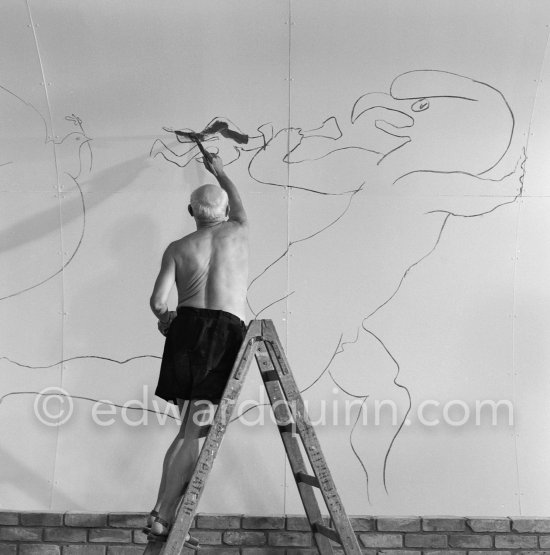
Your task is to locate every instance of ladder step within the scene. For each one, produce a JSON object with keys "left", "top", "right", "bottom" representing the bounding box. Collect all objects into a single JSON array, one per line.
[
  {"left": 198, "top": 425, "right": 211, "bottom": 439},
  {"left": 261, "top": 369, "right": 280, "bottom": 382},
  {"left": 183, "top": 536, "right": 200, "bottom": 550},
  {"left": 313, "top": 522, "right": 342, "bottom": 544},
  {"left": 278, "top": 423, "right": 295, "bottom": 434},
  {"left": 296, "top": 471, "right": 320, "bottom": 488}
]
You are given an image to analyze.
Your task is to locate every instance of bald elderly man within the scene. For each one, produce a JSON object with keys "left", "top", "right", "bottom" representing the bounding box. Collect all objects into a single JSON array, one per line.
[{"left": 147, "top": 154, "right": 248, "bottom": 538}]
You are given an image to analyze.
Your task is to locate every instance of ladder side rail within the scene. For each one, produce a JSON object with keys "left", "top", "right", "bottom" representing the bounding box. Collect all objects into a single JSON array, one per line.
[
  {"left": 261, "top": 320, "right": 363, "bottom": 555},
  {"left": 255, "top": 342, "right": 335, "bottom": 555},
  {"left": 163, "top": 321, "right": 263, "bottom": 555}
]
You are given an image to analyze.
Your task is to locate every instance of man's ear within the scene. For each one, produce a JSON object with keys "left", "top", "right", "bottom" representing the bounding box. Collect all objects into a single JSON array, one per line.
[{"left": 188, "top": 205, "right": 194, "bottom": 217}]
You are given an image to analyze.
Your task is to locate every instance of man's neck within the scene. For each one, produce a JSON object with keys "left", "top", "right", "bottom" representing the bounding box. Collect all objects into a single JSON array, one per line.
[{"left": 195, "top": 220, "right": 224, "bottom": 230}]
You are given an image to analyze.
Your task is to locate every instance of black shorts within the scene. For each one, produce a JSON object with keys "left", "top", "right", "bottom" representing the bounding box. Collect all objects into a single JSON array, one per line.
[{"left": 155, "top": 306, "right": 246, "bottom": 404}]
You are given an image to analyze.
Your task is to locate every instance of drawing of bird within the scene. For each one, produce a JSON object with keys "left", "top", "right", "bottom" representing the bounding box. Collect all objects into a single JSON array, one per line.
[{"left": 0, "top": 85, "right": 91, "bottom": 301}]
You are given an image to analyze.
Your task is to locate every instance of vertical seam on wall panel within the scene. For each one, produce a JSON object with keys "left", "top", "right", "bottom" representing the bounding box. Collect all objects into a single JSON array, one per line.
[
  {"left": 509, "top": 19, "right": 550, "bottom": 516},
  {"left": 510, "top": 176, "right": 523, "bottom": 516},
  {"left": 25, "top": 0, "right": 64, "bottom": 510},
  {"left": 284, "top": 0, "right": 293, "bottom": 514}
]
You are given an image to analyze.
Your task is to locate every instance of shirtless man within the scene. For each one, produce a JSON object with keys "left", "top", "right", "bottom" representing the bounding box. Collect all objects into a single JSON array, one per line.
[{"left": 146, "top": 154, "right": 248, "bottom": 537}]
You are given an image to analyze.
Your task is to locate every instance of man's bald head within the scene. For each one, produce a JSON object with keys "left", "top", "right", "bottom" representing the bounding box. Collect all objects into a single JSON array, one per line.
[{"left": 189, "top": 184, "right": 229, "bottom": 223}]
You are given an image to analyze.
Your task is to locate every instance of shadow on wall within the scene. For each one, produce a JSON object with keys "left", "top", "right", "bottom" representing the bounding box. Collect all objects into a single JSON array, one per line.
[
  {"left": 69, "top": 212, "right": 163, "bottom": 351},
  {"left": 0, "top": 139, "right": 194, "bottom": 303},
  {"left": 1, "top": 154, "right": 151, "bottom": 256}
]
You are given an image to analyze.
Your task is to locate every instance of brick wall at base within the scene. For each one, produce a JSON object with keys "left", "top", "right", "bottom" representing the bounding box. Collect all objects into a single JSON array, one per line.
[{"left": 0, "top": 513, "right": 549, "bottom": 555}]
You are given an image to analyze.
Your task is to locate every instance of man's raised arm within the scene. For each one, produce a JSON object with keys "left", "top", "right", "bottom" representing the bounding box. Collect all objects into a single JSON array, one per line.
[{"left": 207, "top": 154, "right": 247, "bottom": 225}]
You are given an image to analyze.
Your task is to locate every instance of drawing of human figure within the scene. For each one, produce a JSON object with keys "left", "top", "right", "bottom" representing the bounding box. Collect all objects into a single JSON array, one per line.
[
  {"left": 156, "top": 70, "right": 524, "bottom": 323},
  {"left": 152, "top": 70, "right": 525, "bottom": 503},
  {"left": 150, "top": 117, "right": 269, "bottom": 168},
  {"left": 250, "top": 70, "right": 522, "bottom": 201},
  {"left": 251, "top": 70, "right": 525, "bottom": 500}
]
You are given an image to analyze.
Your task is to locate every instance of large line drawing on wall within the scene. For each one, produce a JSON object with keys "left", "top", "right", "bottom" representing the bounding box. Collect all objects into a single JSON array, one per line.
[
  {"left": 153, "top": 69, "right": 526, "bottom": 502},
  {"left": 1, "top": 69, "right": 526, "bottom": 509}
]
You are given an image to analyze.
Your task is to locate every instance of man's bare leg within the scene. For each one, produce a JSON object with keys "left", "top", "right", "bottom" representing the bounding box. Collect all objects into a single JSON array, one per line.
[
  {"left": 146, "top": 399, "right": 191, "bottom": 527},
  {"left": 150, "top": 399, "right": 211, "bottom": 536}
]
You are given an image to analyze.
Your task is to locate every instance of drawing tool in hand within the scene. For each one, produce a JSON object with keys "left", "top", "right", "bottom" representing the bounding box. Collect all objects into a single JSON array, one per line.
[
  {"left": 162, "top": 119, "right": 250, "bottom": 176},
  {"left": 189, "top": 133, "right": 217, "bottom": 176}
]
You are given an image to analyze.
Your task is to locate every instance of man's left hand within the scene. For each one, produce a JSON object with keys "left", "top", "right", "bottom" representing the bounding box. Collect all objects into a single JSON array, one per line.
[{"left": 158, "top": 311, "right": 177, "bottom": 336}]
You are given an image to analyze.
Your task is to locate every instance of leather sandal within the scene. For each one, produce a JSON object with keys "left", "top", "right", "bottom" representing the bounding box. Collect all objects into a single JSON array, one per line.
[
  {"left": 142, "top": 510, "right": 159, "bottom": 534},
  {"left": 147, "top": 516, "right": 170, "bottom": 542}
]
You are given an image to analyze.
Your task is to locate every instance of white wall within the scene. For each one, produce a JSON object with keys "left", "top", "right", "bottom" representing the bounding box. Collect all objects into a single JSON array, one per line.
[{"left": 1, "top": 0, "right": 549, "bottom": 515}]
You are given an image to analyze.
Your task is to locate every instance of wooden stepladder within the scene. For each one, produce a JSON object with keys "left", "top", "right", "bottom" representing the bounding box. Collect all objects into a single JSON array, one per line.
[{"left": 145, "top": 320, "right": 362, "bottom": 555}]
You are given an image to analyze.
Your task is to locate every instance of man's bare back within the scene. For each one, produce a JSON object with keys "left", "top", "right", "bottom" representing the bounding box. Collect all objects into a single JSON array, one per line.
[
  {"left": 169, "top": 221, "right": 248, "bottom": 321},
  {"left": 150, "top": 154, "right": 249, "bottom": 328}
]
